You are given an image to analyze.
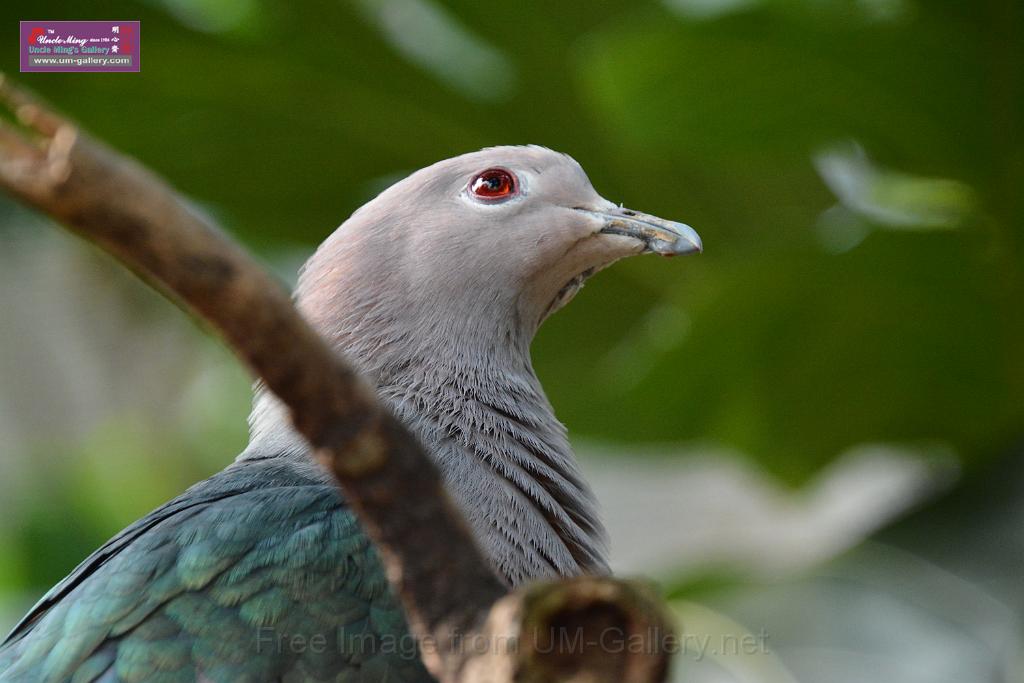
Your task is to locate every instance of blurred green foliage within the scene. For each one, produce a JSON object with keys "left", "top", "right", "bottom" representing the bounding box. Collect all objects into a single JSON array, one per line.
[
  {"left": 2, "top": 0, "right": 1021, "bottom": 477},
  {"left": 0, "top": 0, "right": 1021, "bottom": 617}
]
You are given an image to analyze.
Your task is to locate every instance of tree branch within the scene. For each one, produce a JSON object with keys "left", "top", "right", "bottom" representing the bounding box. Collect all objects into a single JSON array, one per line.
[{"left": 0, "top": 73, "right": 673, "bottom": 683}]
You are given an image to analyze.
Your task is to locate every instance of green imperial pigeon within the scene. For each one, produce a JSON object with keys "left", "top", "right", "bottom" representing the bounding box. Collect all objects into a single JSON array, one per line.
[{"left": 0, "top": 146, "right": 701, "bottom": 682}]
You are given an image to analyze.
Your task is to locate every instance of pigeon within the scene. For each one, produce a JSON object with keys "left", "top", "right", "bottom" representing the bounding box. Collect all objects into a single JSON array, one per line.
[{"left": 0, "top": 145, "right": 701, "bottom": 682}]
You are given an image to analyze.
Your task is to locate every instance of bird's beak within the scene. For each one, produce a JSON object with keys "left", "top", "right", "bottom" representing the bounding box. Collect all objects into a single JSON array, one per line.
[{"left": 581, "top": 206, "right": 703, "bottom": 256}]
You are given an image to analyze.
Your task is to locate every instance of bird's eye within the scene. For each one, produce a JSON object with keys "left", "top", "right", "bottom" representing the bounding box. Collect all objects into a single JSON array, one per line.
[{"left": 469, "top": 168, "right": 518, "bottom": 201}]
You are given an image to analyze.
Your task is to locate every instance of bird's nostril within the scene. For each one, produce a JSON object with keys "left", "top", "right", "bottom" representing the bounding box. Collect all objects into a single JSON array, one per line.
[{"left": 621, "top": 209, "right": 636, "bottom": 216}]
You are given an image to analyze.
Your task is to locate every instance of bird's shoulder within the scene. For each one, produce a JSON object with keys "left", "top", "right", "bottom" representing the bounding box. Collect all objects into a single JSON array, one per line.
[
  {"left": 0, "top": 456, "right": 428, "bottom": 682},
  {"left": 3, "top": 457, "right": 334, "bottom": 645}
]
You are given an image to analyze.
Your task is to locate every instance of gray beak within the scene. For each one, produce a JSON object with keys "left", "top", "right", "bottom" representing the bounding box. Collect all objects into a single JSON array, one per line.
[{"left": 585, "top": 206, "right": 703, "bottom": 256}]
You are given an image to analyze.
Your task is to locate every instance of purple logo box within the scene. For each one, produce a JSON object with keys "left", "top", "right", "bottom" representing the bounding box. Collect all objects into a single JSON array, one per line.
[{"left": 20, "top": 21, "right": 140, "bottom": 72}]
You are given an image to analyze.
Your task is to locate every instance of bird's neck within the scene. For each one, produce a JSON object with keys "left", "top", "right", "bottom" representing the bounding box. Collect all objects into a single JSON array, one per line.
[{"left": 242, "top": 296, "right": 608, "bottom": 585}]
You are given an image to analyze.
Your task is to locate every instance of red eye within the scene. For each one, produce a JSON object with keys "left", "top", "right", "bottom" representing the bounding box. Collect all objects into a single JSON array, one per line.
[{"left": 469, "top": 168, "right": 517, "bottom": 201}]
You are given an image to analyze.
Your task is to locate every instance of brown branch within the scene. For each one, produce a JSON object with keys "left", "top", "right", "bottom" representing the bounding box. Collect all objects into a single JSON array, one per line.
[{"left": 0, "top": 73, "right": 674, "bottom": 683}]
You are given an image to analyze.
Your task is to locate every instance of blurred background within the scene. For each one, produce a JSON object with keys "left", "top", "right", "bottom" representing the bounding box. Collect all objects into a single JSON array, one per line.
[{"left": 1, "top": 1, "right": 1022, "bottom": 681}]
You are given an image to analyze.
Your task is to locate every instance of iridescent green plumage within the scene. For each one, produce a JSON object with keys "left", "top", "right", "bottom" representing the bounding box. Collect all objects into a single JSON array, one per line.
[{"left": 0, "top": 459, "right": 432, "bottom": 682}]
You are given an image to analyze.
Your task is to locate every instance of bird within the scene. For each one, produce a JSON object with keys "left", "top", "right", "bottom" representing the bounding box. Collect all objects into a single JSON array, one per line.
[{"left": 0, "top": 145, "right": 701, "bottom": 682}]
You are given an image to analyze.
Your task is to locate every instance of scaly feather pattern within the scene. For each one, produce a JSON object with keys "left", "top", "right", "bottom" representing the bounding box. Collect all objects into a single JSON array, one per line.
[{"left": 0, "top": 458, "right": 432, "bottom": 682}]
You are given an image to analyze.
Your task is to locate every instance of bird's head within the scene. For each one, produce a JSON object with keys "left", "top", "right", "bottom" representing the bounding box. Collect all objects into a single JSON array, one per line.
[
  {"left": 298, "top": 145, "right": 701, "bottom": 352},
  {"left": 260, "top": 147, "right": 701, "bottom": 577}
]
